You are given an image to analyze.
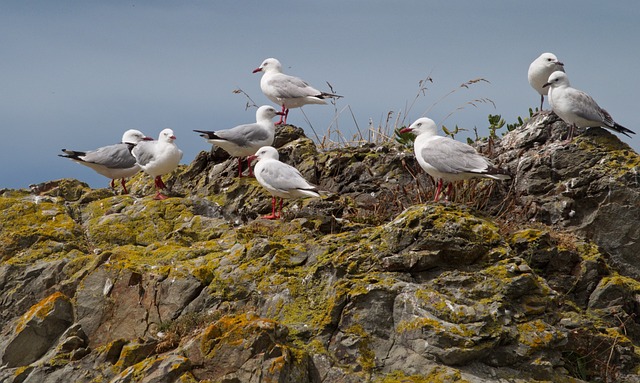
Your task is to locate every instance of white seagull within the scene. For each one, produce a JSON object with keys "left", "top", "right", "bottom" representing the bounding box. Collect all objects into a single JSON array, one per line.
[
  {"left": 194, "top": 105, "right": 284, "bottom": 177},
  {"left": 59, "top": 129, "right": 152, "bottom": 194},
  {"left": 400, "top": 118, "right": 511, "bottom": 201},
  {"left": 252, "top": 58, "right": 341, "bottom": 125},
  {"left": 132, "top": 128, "right": 183, "bottom": 200},
  {"left": 528, "top": 52, "right": 565, "bottom": 111},
  {"left": 543, "top": 71, "right": 635, "bottom": 141},
  {"left": 248, "top": 146, "right": 320, "bottom": 219}
]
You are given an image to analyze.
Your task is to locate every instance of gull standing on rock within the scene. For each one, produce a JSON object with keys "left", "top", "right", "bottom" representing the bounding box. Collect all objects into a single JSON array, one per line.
[
  {"left": 528, "top": 52, "right": 565, "bottom": 111},
  {"left": 132, "top": 128, "right": 183, "bottom": 200},
  {"left": 400, "top": 118, "right": 511, "bottom": 201},
  {"left": 194, "top": 105, "right": 284, "bottom": 177},
  {"left": 248, "top": 146, "right": 320, "bottom": 219},
  {"left": 543, "top": 71, "right": 635, "bottom": 141},
  {"left": 252, "top": 58, "right": 341, "bottom": 125},
  {"left": 59, "top": 129, "right": 153, "bottom": 194}
]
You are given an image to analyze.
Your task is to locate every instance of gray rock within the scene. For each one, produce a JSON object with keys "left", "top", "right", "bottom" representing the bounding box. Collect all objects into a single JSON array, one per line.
[{"left": 1, "top": 293, "right": 74, "bottom": 368}]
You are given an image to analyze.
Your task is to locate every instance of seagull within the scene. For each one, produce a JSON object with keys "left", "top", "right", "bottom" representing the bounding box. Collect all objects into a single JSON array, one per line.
[
  {"left": 194, "top": 105, "right": 284, "bottom": 177},
  {"left": 528, "top": 52, "right": 565, "bottom": 111},
  {"left": 252, "top": 58, "right": 341, "bottom": 125},
  {"left": 248, "top": 146, "right": 320, "bottom": 219},
  {"left": 400, "top": 117, "right": 511, "bottom": 201},
  {"left": 58, "top": 129, "right": 152, "bottom": 194},
  {"left": 132, "top": 128, "right": 183, "bottom": 200},
  {"left": 543, "top": 71, "right": 635, "bottom": 141}
]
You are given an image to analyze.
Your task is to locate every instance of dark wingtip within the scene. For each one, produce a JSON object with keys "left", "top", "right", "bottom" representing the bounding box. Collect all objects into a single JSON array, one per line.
[
  {"left": 193, "top": 129, "right": 218, "bottom": 139},
  {"left": 614, "top": 123, "right": 636, "bottom": 137},
  {"left": 318, "top": 92, "right": 343, "bottom": 99}
]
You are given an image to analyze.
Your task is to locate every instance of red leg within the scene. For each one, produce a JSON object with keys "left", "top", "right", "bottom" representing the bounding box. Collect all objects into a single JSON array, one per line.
[
  {"left": 433, "top": 179, "right": 443, "bottom": 201},
  {"left": 445, "top": 182, "right": 454, "bottom": 201},
  {"left": 237, "top": 157, "right": 244, "bottom": 178},
  {"left": 110, "top": 179, "right": 116, "bottom": 189},
  {"left": 120, "top": 178, "right": 129, "bottom": 194},
  {"left": 244, "top": 156, "right": 255, "bottom": 177},
  {"left": 276, "top": 104, "right": 286, "bottom": 125},
  {"left": 277, "top": 198, "right": 283, "bottom": 218},
  {"left": 283, "top": 108, "right": 289, "bottom": 124},
  {"left": 153, "top": 176, "right": 168, "bottom": 199},
  {"left": 155, "top": 176, "right": 166, "bottom": 189},
  {"left": 262, "top": 196, "right": 279, "bottom": 219}
]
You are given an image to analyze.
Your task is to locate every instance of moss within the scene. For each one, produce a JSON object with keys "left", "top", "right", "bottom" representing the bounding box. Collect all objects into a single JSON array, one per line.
[
  {"left": 575, "top": 241, "right": 603, "bottom": 262},
  {"left": 509, "top": 228, "right": 547, "bottom": 246},
  {"left": 343, "top": 324, "right": 376, "bottom": 372},
  {"left": 597, "top": 273, "right": 640, "bottom": 293},
  {"left": 61, "top": 251, "right": 95, "bottom": 277},
  {"left": 113, "top": 341, "right": 156, "bottom": 371},
  {"left": 178, "top": 372, "right": 199, "bottom": 383},
  {"left": 517, "top": 319, "right": 559, "bottom": 351},
  {"left": 396, "top": 316, "right": 477, "bottom": 345},
  {"left": 200, "top": 313, "right": 276, "bottom": 357},
  {"left": 375, "top": 367, "right": 470, "bottom": 383},
  {"left": 0, "top": 195, "right": 84, "bottom": 264},
  {"left": 576, "top": 134, "right": 640, "bottom": 179}
]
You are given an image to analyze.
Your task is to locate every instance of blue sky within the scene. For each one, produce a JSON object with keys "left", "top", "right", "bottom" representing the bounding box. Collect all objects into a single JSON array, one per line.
[{"left": 2, "top": 1, "right": 639, "bottom": 189}]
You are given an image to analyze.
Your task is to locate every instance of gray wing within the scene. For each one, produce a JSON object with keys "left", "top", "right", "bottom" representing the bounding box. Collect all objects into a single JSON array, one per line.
[
  {"left": 216, "top": 123, "right": 270, "bottom": 147},
  {"left": 132, "top": 141, "right": 157, "bottom": 167},
  {"left": 80, "top": 143, "right": 136, "bottom": 169},
  {"left": 421, "top": 137, "right": 490, "bottom": 174},
  {"left": 268, "top": 73, "right": 321, "bottom": 99},
  {"left": 567, "top": 88, "right": 609, "bottom": 124},
  {"left": 260, "top": 162, "right": 315, "bottom": 192}
]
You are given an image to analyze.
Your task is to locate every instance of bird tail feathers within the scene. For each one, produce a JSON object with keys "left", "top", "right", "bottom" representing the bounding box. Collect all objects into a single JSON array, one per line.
[
  {"left": 58, "top": 150, "right": 86, "bottom": 161},
  {"left": 193, "top": 129, "right": 219, "bottom": 139}
]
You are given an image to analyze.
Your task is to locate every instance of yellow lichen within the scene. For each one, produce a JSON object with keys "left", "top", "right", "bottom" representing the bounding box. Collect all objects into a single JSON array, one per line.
[{"left": 15, "top": 292, "right": 70, "bottom": 333}]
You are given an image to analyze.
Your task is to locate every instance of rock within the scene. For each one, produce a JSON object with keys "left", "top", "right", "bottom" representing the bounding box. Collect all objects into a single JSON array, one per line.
[
  {"left": 1, "top": 118, "right": 639, "bottom": 382},
  {"left": 0, "top": 292, "right": 74, "bottom": 368},
  {"left": 499, "top": 112, "right": 640, "bottom": 279},
  {"left": 188, "top": 313, "right": 311, "bottom": 382}
]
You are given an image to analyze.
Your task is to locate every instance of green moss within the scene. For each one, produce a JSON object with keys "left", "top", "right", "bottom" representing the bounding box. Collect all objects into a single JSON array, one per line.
[
  {"left": 0, "top": 195, "right": 84, "bottom": 264},
  {"left": 509, "top": 228, "right": 547, "bottom": 246},
  {"left": 375, "top": 367, "right": 470, "bottom": 383},
  {"left": 517, "top": 319, "right": 559, "bottom": 351},
  {"left": 576, "top": 135, "right": 640, "bottom": 179},
  {"left": 200, "top": 313, "right": 280, "bottom": 358}
]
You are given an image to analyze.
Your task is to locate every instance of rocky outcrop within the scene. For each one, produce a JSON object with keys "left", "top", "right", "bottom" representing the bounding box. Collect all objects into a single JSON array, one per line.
[{"left": 0, "top": 119, "right": 638, "bottom": 382}]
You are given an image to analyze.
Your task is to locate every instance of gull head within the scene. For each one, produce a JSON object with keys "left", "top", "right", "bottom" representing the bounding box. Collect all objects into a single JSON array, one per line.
[
  {"left": 248, "top": 146, "right": 279, "bottom": 164},
  {"left": 536, "top": 52, "right": 564, "bottom": 69},
  {"left": 252, "top": 58, "right": 282, "bottom": 74},
  {"left": 159, "top": 128, "right": 177, "bottom": 142},
  {"left": 399, "top": 117, "right": 439, "bottom": 137},
  {"left": 122, "top": 129, "right": 153, "bottom": 144},
  {"left": 256, "top": 105, "right": 285, "bottom": 121},
  {"left": 543, "top": 71, "right": 570, "bottom": 89}
]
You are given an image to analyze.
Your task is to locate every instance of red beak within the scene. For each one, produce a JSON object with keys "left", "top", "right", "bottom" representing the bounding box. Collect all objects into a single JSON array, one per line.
[
  {"left": 247, "top": 155, "right": 257, "bottom": 164},
  {"left": 170, "top": 135, "right": 177, "bottom": 140},
  {"left": 275, "top": 111, "right": 285, "bottom": 116},
  {"left": 142, "top": 136, "right": 154, "bottom": 141},
  {"left": 252, "top": 67, "right": 262, "bottom": 73},
  {"left": 399, "top": 127, "right": 412, "bottom": 134}
]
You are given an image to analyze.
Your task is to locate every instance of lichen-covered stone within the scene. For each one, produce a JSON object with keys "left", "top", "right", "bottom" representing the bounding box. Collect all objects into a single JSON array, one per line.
[
  {"left": 0, "top": 117, "right": 639, "bottom": 382},
  {"left": 0, "top": 292, "right": 74, "bottom": 368}
]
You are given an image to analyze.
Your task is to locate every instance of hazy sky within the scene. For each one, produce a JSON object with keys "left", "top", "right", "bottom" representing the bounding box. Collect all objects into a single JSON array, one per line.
[{"left": 2, "top": 1, "right": 639, "bottom": 189}]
